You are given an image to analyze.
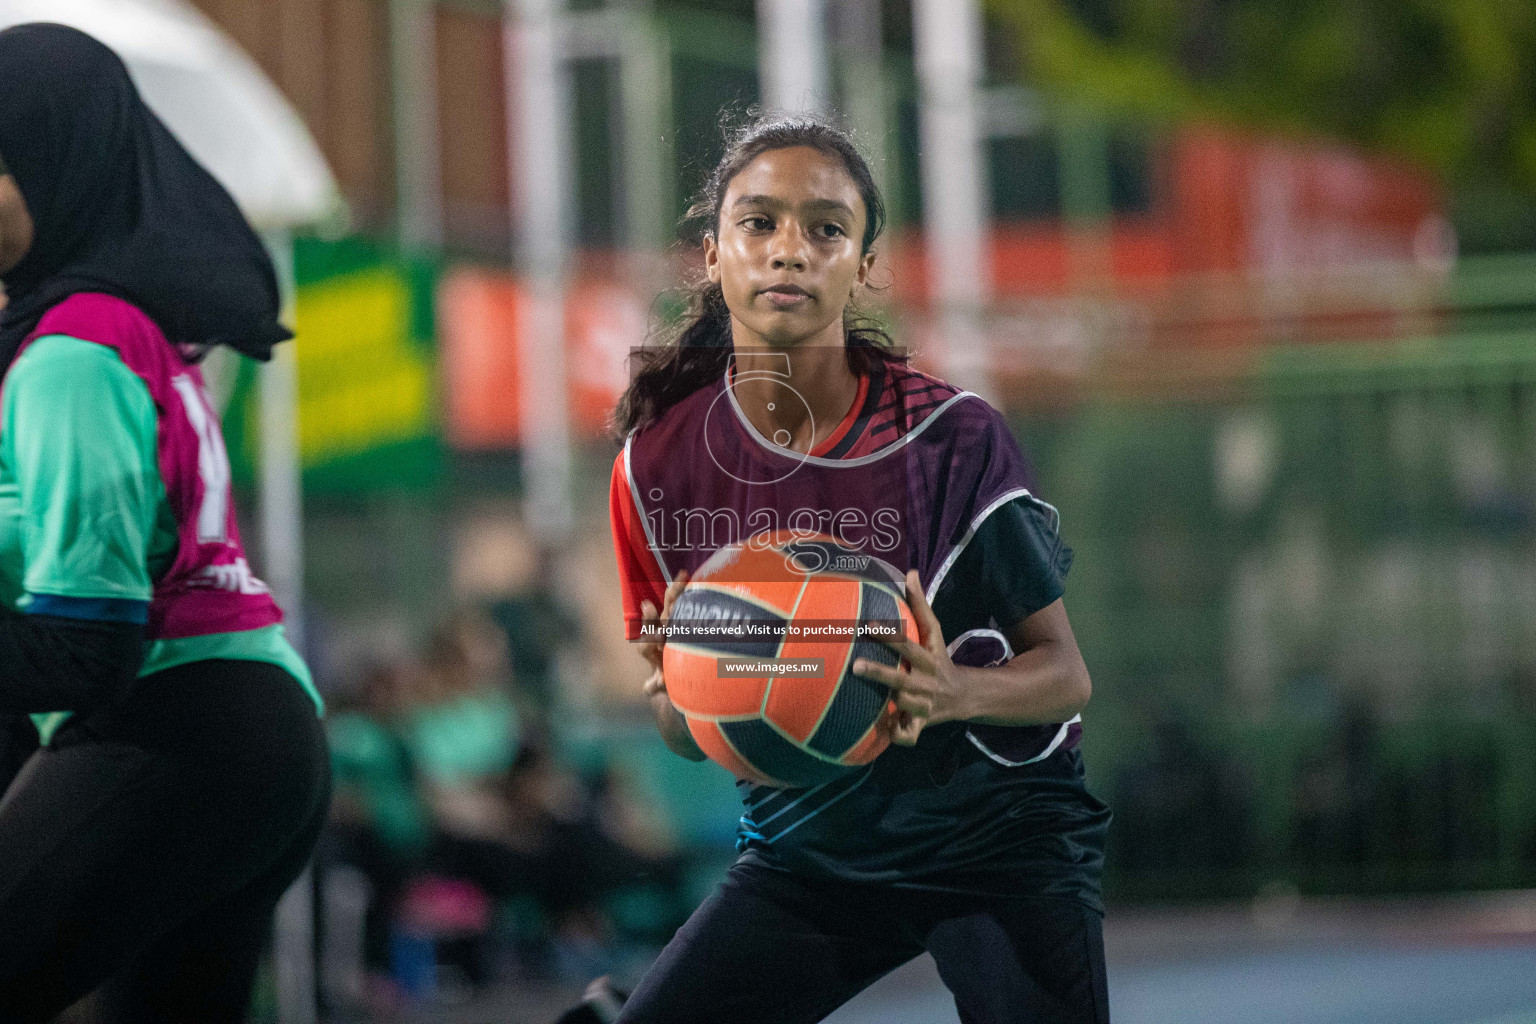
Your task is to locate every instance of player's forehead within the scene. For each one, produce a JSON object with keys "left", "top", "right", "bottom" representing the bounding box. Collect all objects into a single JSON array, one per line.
[{"left": 723, "top": 146, "right": 865, "bottom": 225}]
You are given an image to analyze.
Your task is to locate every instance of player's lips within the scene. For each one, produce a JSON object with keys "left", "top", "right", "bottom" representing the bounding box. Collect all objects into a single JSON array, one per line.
[{"left": 759, "top": 284, "right": 813, "bottom": 306}]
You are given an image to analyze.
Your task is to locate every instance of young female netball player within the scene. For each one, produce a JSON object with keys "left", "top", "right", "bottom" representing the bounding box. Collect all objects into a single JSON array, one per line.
[
  {"left": 0, "top": 24, "right": 329, "bottom": 1021},
  {"left": 604, "top": 113, "right": 1112, "bottom": 1023}
]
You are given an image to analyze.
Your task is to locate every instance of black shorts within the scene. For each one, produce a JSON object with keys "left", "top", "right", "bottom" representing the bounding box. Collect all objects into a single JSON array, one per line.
[
  {"left": 0, "top": 659, "right": 330, "bottom": 1024},
  {"left": 618, "top": 860, "right": 1110, "bottom": 1024}
]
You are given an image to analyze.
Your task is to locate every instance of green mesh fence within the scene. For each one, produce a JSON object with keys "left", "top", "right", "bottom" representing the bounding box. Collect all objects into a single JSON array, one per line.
[{"left": 1014, "top": 280, "right": 1536, "bottom": 901}]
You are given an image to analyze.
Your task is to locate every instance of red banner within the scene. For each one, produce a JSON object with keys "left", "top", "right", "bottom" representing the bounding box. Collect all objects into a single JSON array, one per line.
[{"left": 438, "top": 268, "right": 645, "bottom": 448}]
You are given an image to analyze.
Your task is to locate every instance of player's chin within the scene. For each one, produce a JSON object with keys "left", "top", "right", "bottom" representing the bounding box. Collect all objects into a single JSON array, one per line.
[{"left": 754, "top": 315, "right": 838, "bottom": 350}]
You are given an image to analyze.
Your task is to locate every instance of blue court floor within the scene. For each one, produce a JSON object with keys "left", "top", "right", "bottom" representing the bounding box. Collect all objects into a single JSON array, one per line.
[
  {"left": 386, "top": 890, "right": 1536, "bottom": 1023},
  {"left": 819, "top": 941, "right": 1536, "bottom": 1024},
  {"left": 825, "top": 891, "right": 1536, "bottom": 1024}
]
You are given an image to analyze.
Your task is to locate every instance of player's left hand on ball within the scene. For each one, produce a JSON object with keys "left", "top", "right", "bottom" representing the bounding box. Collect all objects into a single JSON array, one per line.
[{"left": 851, "top": 569, "right": 960, "bottom": 747}]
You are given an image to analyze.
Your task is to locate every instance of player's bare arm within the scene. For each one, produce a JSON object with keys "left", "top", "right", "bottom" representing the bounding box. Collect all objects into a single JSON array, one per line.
[{"left": 855, "top": 570, "right": 1091, "bottom": 745}]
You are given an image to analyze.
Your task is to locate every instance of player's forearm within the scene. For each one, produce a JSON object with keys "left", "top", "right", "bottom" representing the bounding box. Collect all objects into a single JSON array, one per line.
[
  {"left": 952, "top": 641, "right": 1091, "bottom": 727},
  {"left": 652, "top": 691, "right": 708, "bottom": 761}
]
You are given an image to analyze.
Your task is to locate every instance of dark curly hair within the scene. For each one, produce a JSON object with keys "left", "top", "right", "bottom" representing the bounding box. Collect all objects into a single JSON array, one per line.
[{"left": 612, "top": 110, "right": 903, "bottom": 438}]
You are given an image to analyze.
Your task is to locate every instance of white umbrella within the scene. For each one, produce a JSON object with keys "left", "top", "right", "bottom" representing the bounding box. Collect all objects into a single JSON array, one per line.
[{"left": 0, "top": 0, "right": 341, "bottom": 227}]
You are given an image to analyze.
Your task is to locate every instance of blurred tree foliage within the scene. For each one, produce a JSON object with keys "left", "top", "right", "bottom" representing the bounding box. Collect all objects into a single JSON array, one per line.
[{"left": 990, "top": 0, "right": 1536, "bottom": 197}]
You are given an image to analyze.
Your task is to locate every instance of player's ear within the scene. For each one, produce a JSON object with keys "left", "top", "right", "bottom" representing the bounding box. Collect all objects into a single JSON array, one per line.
[
  {"left": 704, "top": 232, "right": 722, "bottom": 285},
  {"left": 852, "top": 249, "right": 876, "bottom": 297}
]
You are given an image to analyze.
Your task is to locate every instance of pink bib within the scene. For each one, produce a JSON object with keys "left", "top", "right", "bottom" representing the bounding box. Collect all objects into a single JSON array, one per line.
[{"left": 21, "top": 293, "right": 283, "bottom": 639}]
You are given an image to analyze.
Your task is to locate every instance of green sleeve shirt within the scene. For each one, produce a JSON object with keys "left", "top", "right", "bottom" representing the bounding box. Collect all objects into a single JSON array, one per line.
[{"left": 2, "top": 335, "right": 169, "bottom": 605}]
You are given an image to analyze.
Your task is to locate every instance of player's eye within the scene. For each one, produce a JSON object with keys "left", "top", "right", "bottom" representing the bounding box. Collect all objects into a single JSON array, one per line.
[
  {"left": 741, "top": 215, "right": 773, "bottom": 231},
  {"left": 818, "top": 222, "right": 846, "bottom": 238}
]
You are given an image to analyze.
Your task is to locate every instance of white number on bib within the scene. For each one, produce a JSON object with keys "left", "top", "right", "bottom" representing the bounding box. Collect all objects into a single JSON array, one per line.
[{"left": 171, "top": 374, "right": 231, "bottom": 544}]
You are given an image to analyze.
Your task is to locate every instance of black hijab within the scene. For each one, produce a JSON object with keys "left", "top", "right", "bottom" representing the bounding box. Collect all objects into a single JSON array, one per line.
[{"left": 0, "top": 22, "right": 291, "bottom": 368}]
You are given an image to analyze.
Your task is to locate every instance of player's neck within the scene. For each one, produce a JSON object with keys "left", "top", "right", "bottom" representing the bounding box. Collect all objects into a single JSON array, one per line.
[{"left": 729, "top": 322, "right": 860, "bottom": 455}]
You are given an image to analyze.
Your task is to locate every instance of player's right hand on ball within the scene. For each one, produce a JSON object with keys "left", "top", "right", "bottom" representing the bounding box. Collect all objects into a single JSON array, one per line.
[
  {"left": 640, "top": 570, "right": 689, "bottom": 697},
  {"left": 640, "top": 571, "right": 705, "bottom": 761}
]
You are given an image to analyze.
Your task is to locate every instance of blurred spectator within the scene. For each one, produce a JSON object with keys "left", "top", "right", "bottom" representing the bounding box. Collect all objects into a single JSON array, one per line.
[
  {"left": 1291, "top": 698, "right": 1378, "bottom": 871},
  {"left": 410, "top": 608, "right": 525, "bottom": 845},
  {"left": 322, "top": 605, "right": 688, "bottom": 1000},
  {"left": 490, "top": 550, "right": 584, "bottom": 720},
  {"left": 1110, "top": 713, "right": 1254, "bottom": 884},
  {"left": 324, "top": 657, "right": 434, "bottom": 974}
]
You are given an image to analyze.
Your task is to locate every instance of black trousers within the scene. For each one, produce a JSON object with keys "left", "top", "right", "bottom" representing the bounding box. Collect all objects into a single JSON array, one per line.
[
  {"left": 618, "top": 860, "right": 1110, "bottom": 1024},
  {"left": 0, "top": 659, "right": 331, "bottom": 1024}
]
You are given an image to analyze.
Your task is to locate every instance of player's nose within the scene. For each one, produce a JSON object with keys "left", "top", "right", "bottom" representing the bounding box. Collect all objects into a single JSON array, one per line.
[{"left": 768, "top": 221, "right": 811, "bottom": 271}]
